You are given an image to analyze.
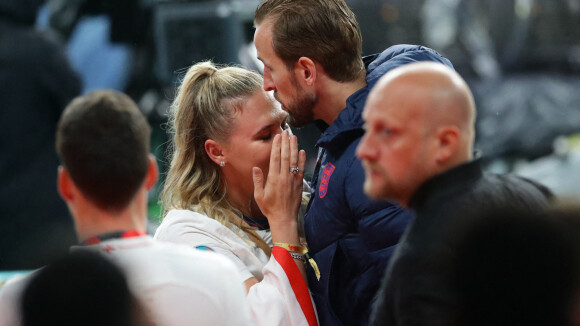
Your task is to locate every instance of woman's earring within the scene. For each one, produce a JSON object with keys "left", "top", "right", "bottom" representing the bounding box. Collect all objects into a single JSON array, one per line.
[{"left": 220, "top": 161, "right": 226, "bottom": 167}]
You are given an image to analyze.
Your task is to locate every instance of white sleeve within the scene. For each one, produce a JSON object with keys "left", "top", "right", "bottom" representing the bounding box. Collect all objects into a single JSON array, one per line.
[
  {"left": 155, "top": 211, "right": 264, "bottom": 282},
  {"left": 155, "top": 225, "right": 256, "bottom": 282},
  {"left": 247, "top": 247, "right": 318, "bottom": 326},
  {"left": 155, "top": 211, "right": 318, "bottom": 326},
  {"left": 0, "top": 274, "right": 33, "bottom": 326},
  {"left": 200, "top": 242, "right": 256, "bottom": 282}
]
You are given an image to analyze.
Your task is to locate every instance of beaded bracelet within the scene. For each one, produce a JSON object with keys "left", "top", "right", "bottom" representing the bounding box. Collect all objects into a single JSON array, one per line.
[{"left": 289, "top": 251, "right": 306, "bottom": 262}]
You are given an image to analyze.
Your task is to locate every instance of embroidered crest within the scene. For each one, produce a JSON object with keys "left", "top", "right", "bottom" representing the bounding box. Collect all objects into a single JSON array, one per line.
[{"left": 318, "top": 162, "right": 336, "bottom": 198}]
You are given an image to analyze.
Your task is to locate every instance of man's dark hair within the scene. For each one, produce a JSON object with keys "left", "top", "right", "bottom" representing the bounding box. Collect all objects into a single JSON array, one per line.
[
  {"left": 56, "top": 90, "right": 151, "bottom": 211},
  {"left": 254, "top": 0, "right": 364, "bottom": 82}
]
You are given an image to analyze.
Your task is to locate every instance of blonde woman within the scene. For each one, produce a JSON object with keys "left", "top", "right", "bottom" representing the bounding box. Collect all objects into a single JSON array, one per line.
[{"left": 154, "top": 62, "right": 318, "bottom": 326}]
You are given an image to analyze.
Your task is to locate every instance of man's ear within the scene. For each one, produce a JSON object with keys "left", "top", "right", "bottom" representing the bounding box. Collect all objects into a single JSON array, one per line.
[
  {"left": 296, "top": 57, "right": 317, "bottom": 86},
  {"left": 57, "top": 166, "right": 74, "bottom": 202},
  {"left": 434, "top": 126, "right": 460, "bottom": 164},
  {"left": 145, "top": 154, "right": 159, "bottom": 191},
  {"left": 204, "top": 139, "right": 225, "bottom": 166}
]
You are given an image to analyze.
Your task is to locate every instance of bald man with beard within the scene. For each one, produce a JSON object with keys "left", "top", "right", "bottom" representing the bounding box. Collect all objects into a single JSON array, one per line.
[{"left": 356, "top": 62, "right": 553, "bottom": 326}]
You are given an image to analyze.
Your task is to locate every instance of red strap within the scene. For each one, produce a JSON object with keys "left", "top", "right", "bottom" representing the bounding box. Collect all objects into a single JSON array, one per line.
[
  {"left": 81, "top": 230, "right": 146, "bottom": 245},
  {"left": 121, "top": 230, "right": 146, "bottom": 238},
  {"left": 272, "top": 246, "right": 318, "bottom": 326}
]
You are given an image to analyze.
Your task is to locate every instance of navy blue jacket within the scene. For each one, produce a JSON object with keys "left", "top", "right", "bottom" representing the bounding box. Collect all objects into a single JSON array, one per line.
[{"left": 304, "top": 45, "right": 454, "bottom": 326}]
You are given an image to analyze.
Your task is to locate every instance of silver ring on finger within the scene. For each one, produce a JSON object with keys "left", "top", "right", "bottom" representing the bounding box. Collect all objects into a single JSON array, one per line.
[{"left": 289, "top": 167, "right": 300, "bottom": 175}]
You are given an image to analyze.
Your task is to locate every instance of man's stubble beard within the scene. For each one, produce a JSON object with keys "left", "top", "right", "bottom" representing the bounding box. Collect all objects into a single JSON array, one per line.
[
  {"left": 275, "top": 82, "right": 317, "bottom": 128},
  {"left": 286, "top": 93, "right": 316, "bottom": 128}
]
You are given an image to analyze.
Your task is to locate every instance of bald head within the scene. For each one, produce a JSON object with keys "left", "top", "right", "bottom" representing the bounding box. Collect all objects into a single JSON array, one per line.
[
  {"left": 372, "top": 62, "right": 475, "bottom": 161},
  {"left": 357, "top": 62, "right": 477, "bottom": 206},
  {"left": 369, "top": 61, "right": 476, "bottom": 165}
]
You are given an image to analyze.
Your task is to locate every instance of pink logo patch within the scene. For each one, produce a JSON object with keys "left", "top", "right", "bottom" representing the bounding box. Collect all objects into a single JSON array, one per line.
[{"left": 319, "top": 163, "right": 336, "bottom": 198}]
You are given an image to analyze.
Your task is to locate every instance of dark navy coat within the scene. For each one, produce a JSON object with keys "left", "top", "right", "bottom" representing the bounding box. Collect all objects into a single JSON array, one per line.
[{"left": 304, "top": 45, "right": 454, "bottom": 326}]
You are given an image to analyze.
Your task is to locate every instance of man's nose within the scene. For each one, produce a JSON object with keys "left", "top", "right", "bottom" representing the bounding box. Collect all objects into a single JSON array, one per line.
[
  {"left": 263, "top": 69, "right": 276, "bottom": 92},
  {"left": 356, "top": 133, "right": 376, "bottom": 161}
]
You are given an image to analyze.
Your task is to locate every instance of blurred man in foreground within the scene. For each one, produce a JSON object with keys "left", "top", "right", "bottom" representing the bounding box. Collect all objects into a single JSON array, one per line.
[
  {"left": 356, "top": 62, "right": 552, "bottom": 326},
  {"left": 0, "top": 90, "right": 252, "bottom": 326}
]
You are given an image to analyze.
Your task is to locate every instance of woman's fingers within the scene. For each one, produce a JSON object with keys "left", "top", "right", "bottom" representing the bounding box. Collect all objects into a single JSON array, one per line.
[
  {"left": 290, "top": 134, "right": 299, "bottom": 174},
  {"left": 252, "top": 167, "right": 265, "bottom": 201},
  {"left": 298, "top": 149, "right": 306, "bottom": 178},
  {"left": 269, "top": 134, "right": 281, "bottom": 176},
  {"left": 280, "top": 130, "right": 290, "bottom": 176},
  {"left": 255, "top": 130, "right": 306, "bottom": 223}
]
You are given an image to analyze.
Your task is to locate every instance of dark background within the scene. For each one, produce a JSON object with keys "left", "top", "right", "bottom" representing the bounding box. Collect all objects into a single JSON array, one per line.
[{"left": 17, "top": 0, "right": 580, "bottom": 220}]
